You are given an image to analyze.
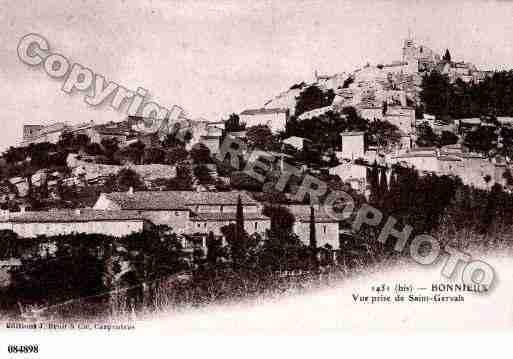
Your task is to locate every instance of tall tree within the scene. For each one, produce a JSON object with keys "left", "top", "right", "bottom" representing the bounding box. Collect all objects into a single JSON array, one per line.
[
  {"left": 236, "top": 195, "right": 244, "bottom": 238},
  {"left": 294, "top": 85, "right": 335, "bottom": 117},
  {"left": 101, "top": 138, "right": 119, "bottom": 164},
  {"left": 225, "top": 113, "right": 246, "bottom": 132},
  {"left": 245, "top": 125, "right": 277, "bottom": 151},
  {"left": 439, "top": 131, "right": 459, "bottom": 147},
  {"left": 369, "top": 162, "right": 380, "bottom": 204},
  {"left": 309, "top": 205, "right": 318, "bottom": 268},
  {"left": 416, "top": 123, "right": 440, "bottom": 147},
  {"left": 107, "top": 168, "right": 145, "bottom": 191},
  {"left": 420, "top": 71, "right": 453, "bottom": 117},
  {"left": 463, "top": 126, "right": 497, "bottom": 155},
  {"left": 190, "top": 143, "right": 211, "bottom": 164},
  {"left": 309, "top": 205, "right": 317, "bottom": 249},
  {"left": 443, "top": 49, "right": 452, "bottom": 62},
  {"left": 206, "top": 231, "right": 221, "bottom": 266},
  {"left": 378, "top": 167, "right": 388, "bottom": 199}
]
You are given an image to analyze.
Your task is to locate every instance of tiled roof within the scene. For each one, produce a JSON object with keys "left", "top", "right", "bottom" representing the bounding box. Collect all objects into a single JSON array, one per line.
[
  {"left": 341, "top": 131, "right": 365, "bottom": 136},
  {"left": 94, "top": 121, "right": 131, "bottom": 135},
  {"left": 2, "top": 209, "right": 146, "bottom": 223},
  {"left": 191, "top": 212, "right": 270, "bottom": 222},
  {"left": 382, "top": 61, "right": 408, "bottom": 67},
  {"left": 287, "top": 205, "right": 341, "bottom": 223},
  {"left": 23, "top": 123, "right": 69, "bottom": 142},
  {"left": 394, "top": 153, "right": 437, "bottom": 159},
  {"left": 438, "top": 155, "right": 462, "bottom": 162},
  {"left": 38, "top": 122, "right": 69, "bottom": 135},
  {"left": 67, "top": 121, "right": 95, "bottom": 133},
  {"left": 283, "top": 136, "right": 312, "bottom": 142},
  {"left": 240, "top": 108, "right": 288, "bottom": 115},
  {"left": 103, "top": 191, "right": 258, "bottom": 210},
  {"left": 409, "top": 147, "right": 438, "bottom": 152},
  {"left": 357, "top": 101, "right": 381, "bottom": 109},
  {"left": 459, "top": 118, "right": 481, "bottom": 125},
  {"left": 457, "top": 152, "right": 484, "bottom": 159}
]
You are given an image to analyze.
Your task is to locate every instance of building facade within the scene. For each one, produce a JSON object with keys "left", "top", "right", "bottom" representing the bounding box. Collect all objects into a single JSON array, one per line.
[
  {"left": 239, "top": 108, "right": 289, "bottom": 133},
  {"left": 287, "top": 205, "right": 341, "bottom": 250},
  {"left": 0, "top": 209, "right": 149, "bottom": 238},
  {"left": 94, "top": 190, "right": 270, "bottom": 238},
  {"left": 340, "top": 131, "right": 365, "bottom": 160}
]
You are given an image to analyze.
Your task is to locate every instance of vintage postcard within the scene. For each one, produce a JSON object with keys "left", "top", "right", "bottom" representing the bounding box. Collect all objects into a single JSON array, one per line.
[{"left": 1, "top": 0, "right": 513, "bottom": 357}]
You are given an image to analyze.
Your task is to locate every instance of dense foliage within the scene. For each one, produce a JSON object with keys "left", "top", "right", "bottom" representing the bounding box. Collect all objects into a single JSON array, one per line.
[{"left": 420, "top": 70, "right": 513, "bottom": 119}]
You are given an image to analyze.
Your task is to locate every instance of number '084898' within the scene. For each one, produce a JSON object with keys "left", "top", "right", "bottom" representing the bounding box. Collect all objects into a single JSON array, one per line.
[{"left": 7, "top": 345, "right": 39, "bottom": 354}]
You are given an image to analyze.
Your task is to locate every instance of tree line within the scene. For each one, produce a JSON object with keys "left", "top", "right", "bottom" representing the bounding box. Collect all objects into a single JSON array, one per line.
[{"left": 419, "top": 70, "right": 513, "bottom": 119}]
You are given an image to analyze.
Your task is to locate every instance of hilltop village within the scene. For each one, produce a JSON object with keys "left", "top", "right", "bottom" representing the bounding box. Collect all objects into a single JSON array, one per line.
[{"left": 1, "top": 36, "right": 513, "bottom": 269}]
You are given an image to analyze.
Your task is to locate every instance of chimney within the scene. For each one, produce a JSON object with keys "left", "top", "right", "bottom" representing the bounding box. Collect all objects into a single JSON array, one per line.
[{"left": 127, "top": 186, "right": 134, "bottom": 196}]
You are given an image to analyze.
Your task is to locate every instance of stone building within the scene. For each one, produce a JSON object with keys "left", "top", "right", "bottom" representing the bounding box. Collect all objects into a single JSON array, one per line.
[
  {"left": 199, "top": 124, "right": 224, "bottom": 155},
  {"left": 20, "top": 122, "right": 69, "bottom": 146},
  {"left": 239, "top": 108, "right": 289, "bottom": 133},
  {"left": 402, "top": 36, "right": 441, "bottom": 74},
  {"left": 93, "top": 121, "right": 132, "bottom": 144},
  {"left": 283, "top": 136, "right": 311, "bottom": 151},
  {"left": 0, "top": 209, "right": 149, "bottom": 238},
  {"left": 329, "top": 163, "right": 367, "bottom": 192},
  {"left": 287, "top": 205, "right": 341, "bottom": 250},
  {"left": 314, "top": 71, "right": 349, "bottom": 90},
  {"left": 94, "top": 190, "right": 270, "bottom": 238},
  {"left": 357, "top": 102, "right": 383, "bottom": 121},
  {"left": 22, "top": 124, "right": 43, "bottom": 141},
  {"left": 264, "top": 87, "right": 303, "bottom": 113},
  {"left": 390, "top": 146, "right": 508, "bottom": 190},
  {"left": 340, "top": 131, "right": 365, "bottom": 160}
]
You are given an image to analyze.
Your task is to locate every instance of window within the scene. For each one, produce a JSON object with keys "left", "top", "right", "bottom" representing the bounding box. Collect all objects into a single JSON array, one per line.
[
  {"left": 175, "top": 211, "right": 180, "bottom": 216},
  {"left": 197, "top": 223, "right": 201, "bottom": 228},
  {"left": 323, "top": 225, "right": 326, "bottom": 234},
  {"left": 220, "top": 205, "right": 224, "bottom": 213},
  {"left": 204, "top": 223, "right": 207, "bottom": 228},
  {"left": 254, "top": 222, "right": 258, "bottom": 230}
]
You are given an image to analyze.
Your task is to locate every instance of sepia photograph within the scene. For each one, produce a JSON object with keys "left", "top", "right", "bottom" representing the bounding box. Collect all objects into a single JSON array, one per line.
[{"left": 1, "top": 0, "right": 513, "bottom": 357}]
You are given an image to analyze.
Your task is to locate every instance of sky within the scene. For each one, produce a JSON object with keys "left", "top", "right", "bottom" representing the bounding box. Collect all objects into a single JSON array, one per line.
[{"left": 2, "top": 0, "right": 513, "bottom": 150}]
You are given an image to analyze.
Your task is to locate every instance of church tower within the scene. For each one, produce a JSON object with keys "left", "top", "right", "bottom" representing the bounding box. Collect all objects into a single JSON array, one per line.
[{"left": 402, "top": 31, "right": 419, "bottom": 74}]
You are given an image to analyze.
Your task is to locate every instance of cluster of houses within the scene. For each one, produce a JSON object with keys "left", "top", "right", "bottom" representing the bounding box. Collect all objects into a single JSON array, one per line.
[
  {"left": 21, "top": 115, "right": 226, "bottom": 154},
  {"left": 7, "top": 35, "right": 507, "bottom": 260},
  {"left": 328, "top": 128, "right": 510, "bottom": 191},
  {"left": 390, "top": 144, "right": 508, "bottom": 190},
  {"left": 250, "top": 36, "right": 491, "bottom": 151},
  {"left": 21, "top": 120, "right": 129, "bottom": 147},
  {"left": 0, "top": 189, "right": 341, "bottom": 253}
]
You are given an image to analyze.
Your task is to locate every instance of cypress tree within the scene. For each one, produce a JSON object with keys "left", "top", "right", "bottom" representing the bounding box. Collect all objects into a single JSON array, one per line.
[
  {"left": 236, "top": 195, "right": 244, "bottom": 238},
  {"left": 389, "top": 170, "right": 397, "bottom": 190},
  {"left": 443, "top": 49, "right": 451, "bottom": 62},
  {"left": 379, "top": 167, "right": 388, "bottom": 197},
  {"left": 206, "top": 231, "right": 218, "bottom": 265},
  {"left": 369, "top": 162, "right": 380, "bottom": 204},
  {"left": 309, "top": 205, "right": 317, "bottom": 249},
  {"left": 231, "top": 195, "right": 246, "bottom": 270},
  {"left": 309, "top": 205, "right": 318, "bottom": 268}
]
